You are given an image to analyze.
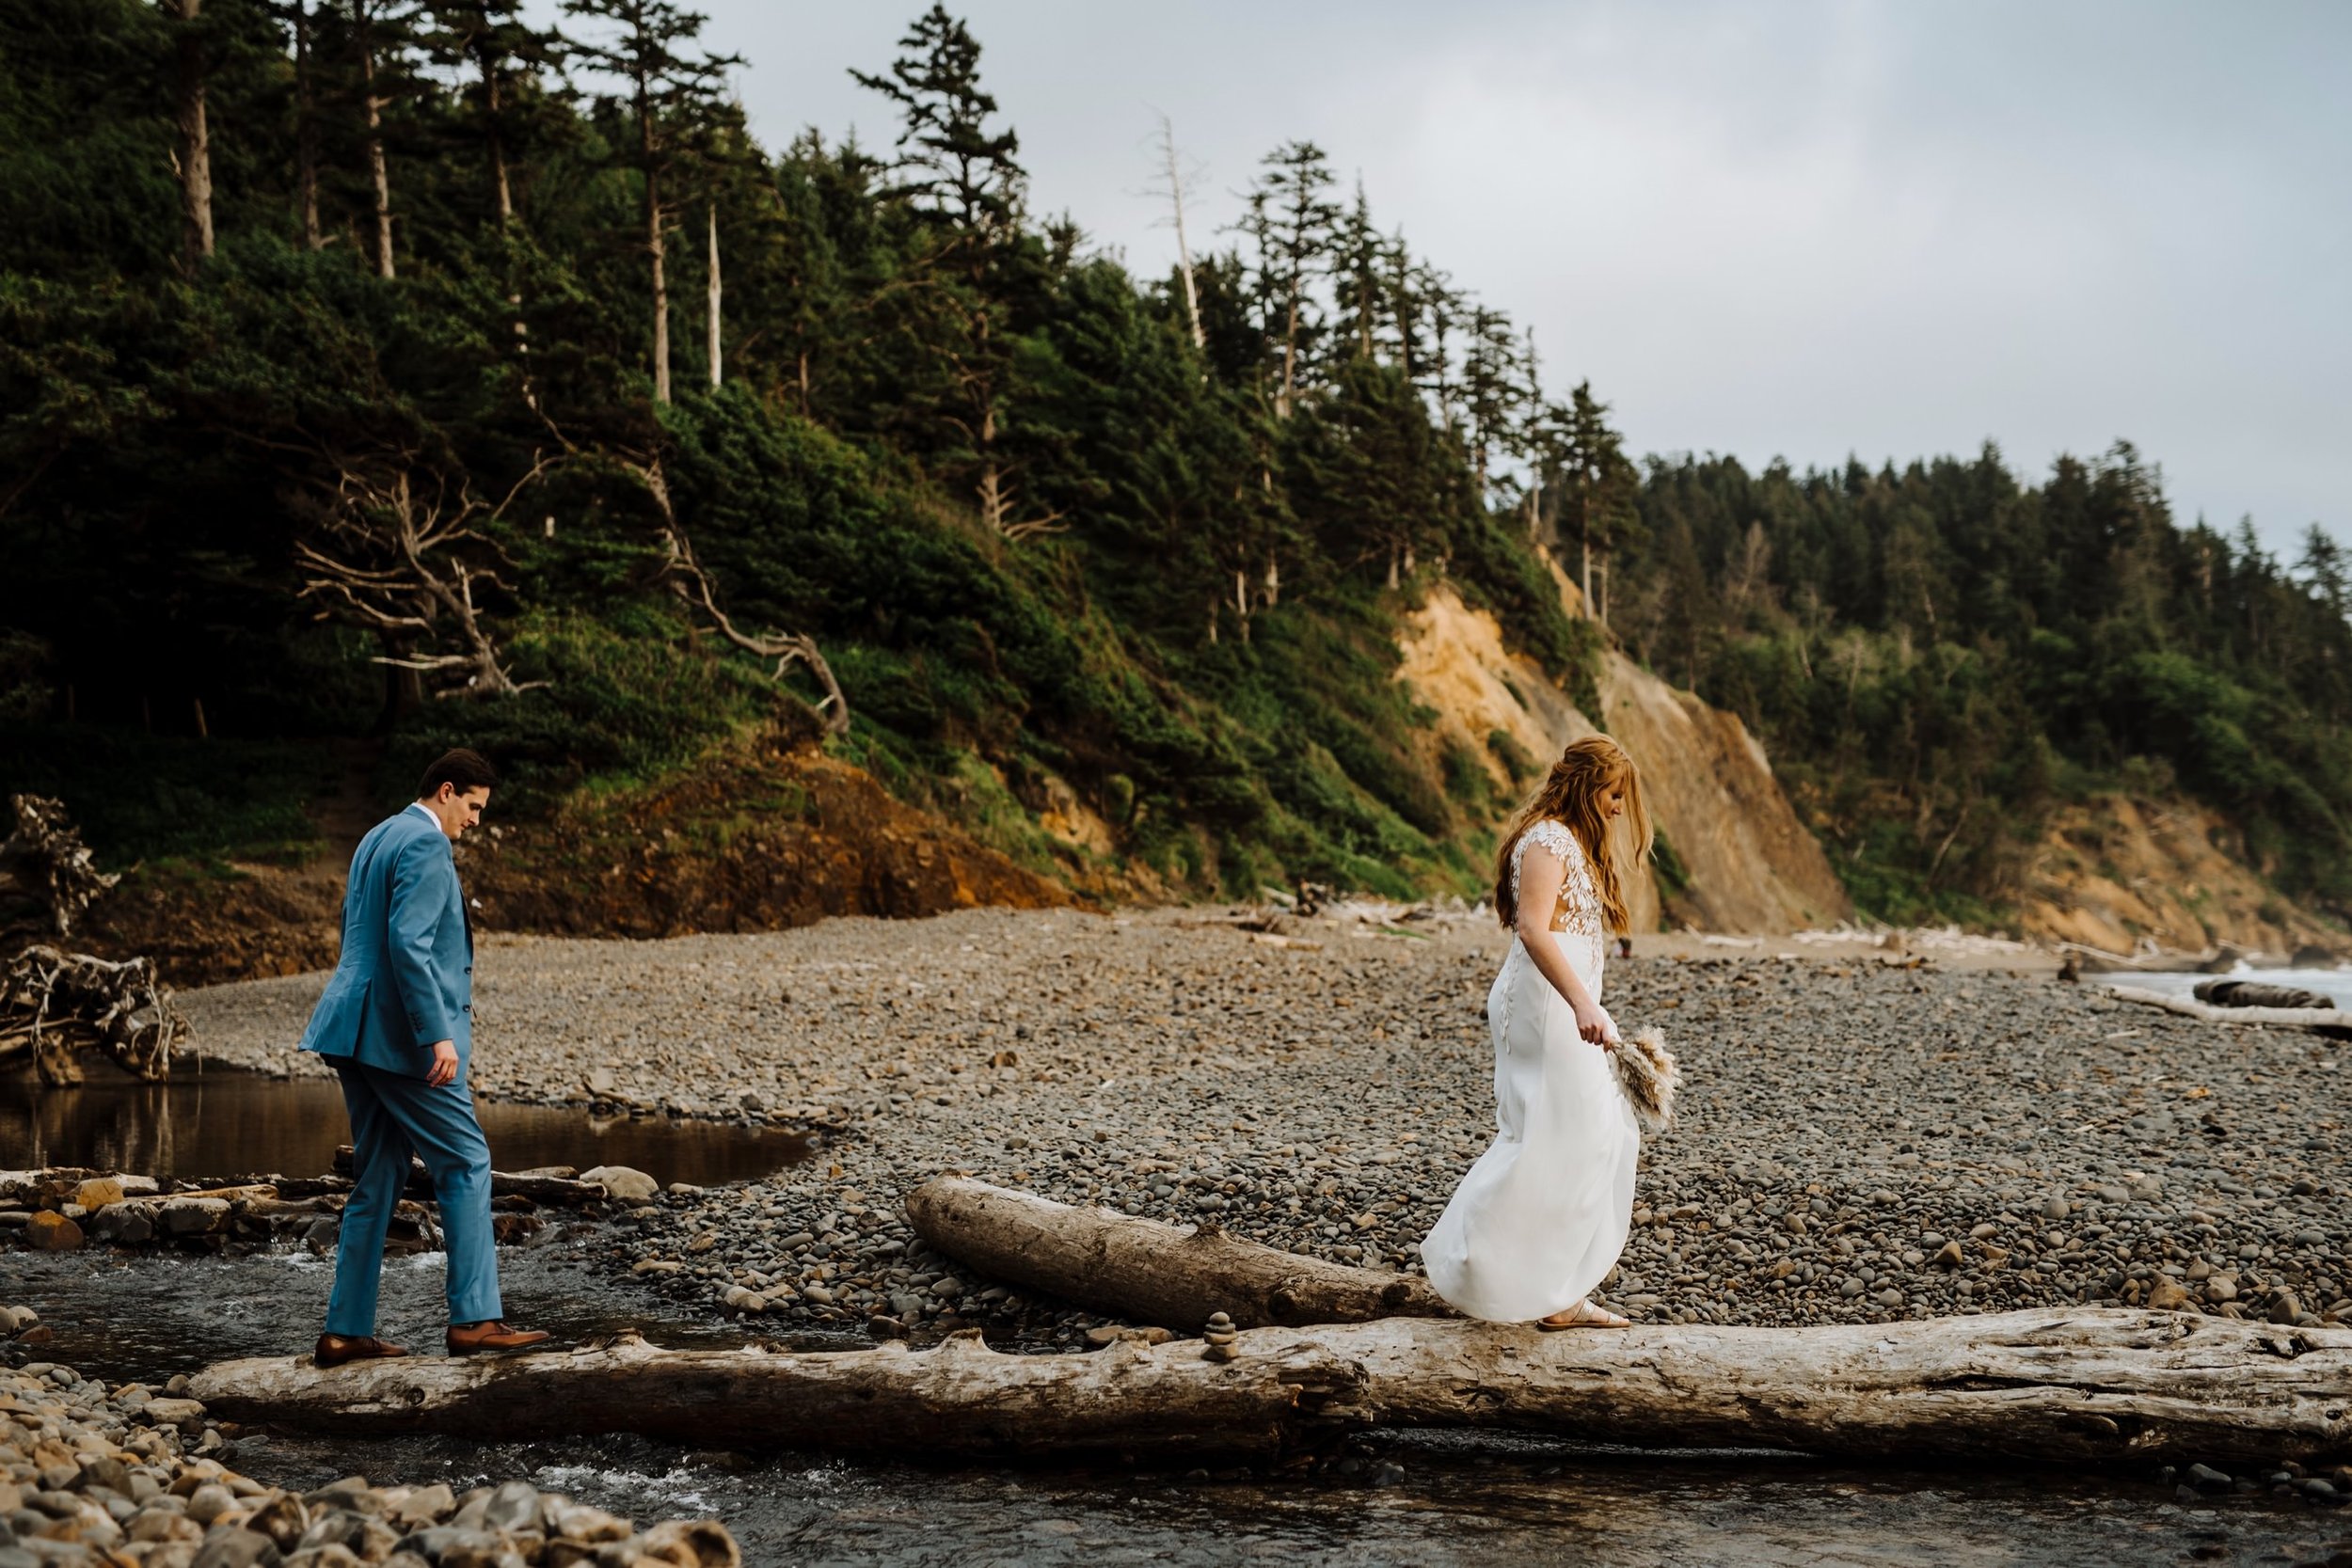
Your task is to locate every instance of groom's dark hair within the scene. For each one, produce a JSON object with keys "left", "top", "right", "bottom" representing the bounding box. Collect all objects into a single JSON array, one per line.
[{"left": 417, "top": 748, "right": 499, "bottom": 799}]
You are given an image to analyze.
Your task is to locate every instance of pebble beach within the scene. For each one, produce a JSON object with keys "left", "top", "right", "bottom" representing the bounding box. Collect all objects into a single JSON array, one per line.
[{"left": 180, "top": 906, "right": 2352, "bottom": 1352}]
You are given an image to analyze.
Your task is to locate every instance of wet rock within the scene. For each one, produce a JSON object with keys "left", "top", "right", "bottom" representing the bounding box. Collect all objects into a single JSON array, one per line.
[
  {"left": 72, "top": 1180, "right": 124, "bottom": 1212},
  {"left": 477, "top": 1482, "right": 542, "bottom": 1535},
  {"left": 636, "top": 1519, "right": 739, "bottom": 1568},
  {"left": 283, "top": 1544, "right": 364, "bottom": 1568},
  {"left": 577, "top": 1167, "right": 658, "bottom": 1203},
  {"left": 246, "top": 1494, "right": 310, "bottom": 1551},
  {"left": 190, "top": 1527, "right": 284, "bottom": 1568},
  {"left": 145, "top": 1399, "right": 210, "bottom": 1435},
  {"left": 159, "top": 1198, "right": 231, "bottom": 1238},
  {"left": 24, "top": 1212, "right": 83, "bottom": 1252},
  {"left": 88, "top": 1205, "right": 156, "bottom": 1244},
  {"left": 384, "top": 1486, "right": 454, "bottom": 1531}
]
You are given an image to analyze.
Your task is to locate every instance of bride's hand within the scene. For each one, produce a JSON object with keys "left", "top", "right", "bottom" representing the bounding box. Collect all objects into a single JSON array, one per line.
[{"left": 1574, "top": 997, "right": 1616, "bottom": 1048}]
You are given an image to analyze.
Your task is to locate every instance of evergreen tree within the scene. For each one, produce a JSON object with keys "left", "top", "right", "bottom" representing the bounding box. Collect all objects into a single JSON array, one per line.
[
  {"left": 1236, "top": 140, "right": 1337, "bottom": 419},
  {"left": 563, "top": 0, "right": 738, "bottom": 404}
]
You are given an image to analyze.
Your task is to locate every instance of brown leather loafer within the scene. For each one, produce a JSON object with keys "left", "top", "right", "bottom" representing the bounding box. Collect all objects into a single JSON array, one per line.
[
  {"left": 446, "top": 1320, "right": 553, "bottom": 1355},
  {"left": 313, "top": 1333, "right": 409, "bottom": 1369}
]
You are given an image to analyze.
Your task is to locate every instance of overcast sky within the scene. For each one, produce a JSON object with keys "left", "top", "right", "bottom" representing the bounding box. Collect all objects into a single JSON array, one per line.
[{"left": 593, "top": 0, "right": 2351, "bottom": 556}]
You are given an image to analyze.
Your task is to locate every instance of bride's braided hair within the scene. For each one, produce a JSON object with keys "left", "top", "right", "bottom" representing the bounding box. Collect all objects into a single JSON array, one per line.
[{"left": 1492, "top": 735, "right": 1652, "bottom": 933}]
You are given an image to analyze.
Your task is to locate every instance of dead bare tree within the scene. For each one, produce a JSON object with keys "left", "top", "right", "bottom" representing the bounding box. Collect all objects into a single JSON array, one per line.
[
  {"left": 1143, "top": 111, "right": 1205, "bottom": 353},
  {"left": 611, "top": 453, "right": 850, "bottom": 736},
  {"left": 294, "top": 450, "right": 548, "bottom": 699}
]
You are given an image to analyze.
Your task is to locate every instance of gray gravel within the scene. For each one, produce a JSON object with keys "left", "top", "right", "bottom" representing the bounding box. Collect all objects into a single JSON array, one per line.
[{"left": 182, "top": 908, "right": 2352, "bottom": 1348}]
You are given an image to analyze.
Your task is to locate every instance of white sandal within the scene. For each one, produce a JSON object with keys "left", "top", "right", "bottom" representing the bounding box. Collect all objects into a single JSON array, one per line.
[{"left": 1535, "top": 1298, "right": 1630, "bottom": 1330}]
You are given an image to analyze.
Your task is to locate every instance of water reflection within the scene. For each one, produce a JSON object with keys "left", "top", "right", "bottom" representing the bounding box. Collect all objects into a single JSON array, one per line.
[{"left": 0, "top": 1064, "right": 811, "bottom": 1187}]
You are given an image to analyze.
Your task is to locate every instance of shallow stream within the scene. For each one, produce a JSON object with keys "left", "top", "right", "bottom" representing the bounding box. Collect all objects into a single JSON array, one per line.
[
  {"left": 2, "top": 1063, "right": 810, "bottom": 1186},
  {"left": 4, "top": 1078, "right": 2345, "bottom": 1565}
]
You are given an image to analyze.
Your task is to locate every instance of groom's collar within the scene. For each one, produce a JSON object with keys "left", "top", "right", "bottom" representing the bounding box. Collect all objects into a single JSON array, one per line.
[{"left": 405, "top": 801, "right": 437, "bottom": 827}]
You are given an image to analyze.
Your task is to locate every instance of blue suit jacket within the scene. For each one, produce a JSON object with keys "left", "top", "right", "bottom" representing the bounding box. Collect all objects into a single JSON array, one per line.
[{"left": 299, "top": 804, "right": 474, "bottom": 1082}]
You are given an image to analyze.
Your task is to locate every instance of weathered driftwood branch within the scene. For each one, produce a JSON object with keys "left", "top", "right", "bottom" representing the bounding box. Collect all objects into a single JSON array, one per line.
[
  {"left": 0, "top": 946, "right": 186, "bottom": 1085},
  {"left": 187, "top": 1308, "right": 2352, "bottom": 1466},
  {"left": 620, "top": 454, "right": 850, "bottom": 736},
  {"left": 0, "top": 795, "right": 119, "bottom": 938},
  {"left": 906, "top": 1177, "right": 1453, "bottom": 1329},
  {"left": 2193, "top": 977, "right": 2337, "bottom": 1010},
  {"left": 327, "top": 1146, "right": 615, "bottom": 1205},
  {"left": 2107, "top": 984, "right": 2352, "bottom": 1037},
  {"left": 293, "top": 448, "right": 548, "bottom": 700}
]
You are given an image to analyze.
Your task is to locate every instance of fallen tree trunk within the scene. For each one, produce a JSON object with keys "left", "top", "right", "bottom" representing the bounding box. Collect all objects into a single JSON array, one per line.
[
  {"left": 2192, "top": 977, "right": 2336, "bottom": 1010},
  {"left": 2107, "top": 984, "right": 2352, "bottom": 1037},
  {"left": 188, "top": 1307, "right": 2352, "bottom": 1466},
  {"left": 905, "top": 1176, "right": 1453, "bottom": 1330}
]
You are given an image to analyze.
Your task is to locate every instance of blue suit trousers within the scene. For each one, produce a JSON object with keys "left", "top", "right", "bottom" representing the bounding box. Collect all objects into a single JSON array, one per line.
[{"left": 325, "top": 1059, "right": 504, "bottom": 1333}]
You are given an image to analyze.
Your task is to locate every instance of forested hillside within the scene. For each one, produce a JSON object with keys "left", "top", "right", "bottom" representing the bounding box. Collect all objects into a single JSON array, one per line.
[
  {"left": 1, "top": 0, "right": 2344, "bottom": 940},
  {"left": 1602, "top": 451, "right": 2352, "bottom": 927}
]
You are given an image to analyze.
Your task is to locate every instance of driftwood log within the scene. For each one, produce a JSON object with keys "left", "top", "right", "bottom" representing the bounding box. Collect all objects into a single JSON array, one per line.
[
  {"left": 188, "top": 1307, "right": 2352, "bottom": 1466},
  {"left": 326, "top": 1146, "right": 617, "bottom": 1205},
  {"left": 0, "top": 945, "right": 187, "bottom": 1085},
  {"left": 0, "top": 795, "right": 118, "bottom": 938},
  {"left": 0, "top": 796, "right": 189, "bottom": 1085},
  {"left": 905, "top": 1177, "right": 1454, "bottom": 1329},
  {"left": 2107, "top": 984, "right": 2352, "bottom": 1037},
  {"left": 2193, "top": 977, "right": 2337, "bottom": 1010}
]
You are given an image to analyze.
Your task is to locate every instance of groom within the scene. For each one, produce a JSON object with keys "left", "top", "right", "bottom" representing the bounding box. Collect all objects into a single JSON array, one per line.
[{"left": 297, "top": 747, "right": 552, "bottom": 1368}]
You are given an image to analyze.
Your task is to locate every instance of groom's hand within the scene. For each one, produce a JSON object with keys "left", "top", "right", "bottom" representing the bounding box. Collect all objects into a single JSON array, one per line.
[{"left": 427, "top": 1040, "right": 459, "bottom": 1086}]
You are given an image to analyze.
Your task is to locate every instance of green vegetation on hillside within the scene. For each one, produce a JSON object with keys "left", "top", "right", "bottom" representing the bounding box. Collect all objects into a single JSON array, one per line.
[
  {"left": 0, "top": 0, "right": 1589, "bottom": 895},
  {"left": 1, "top": 1, "right": 2344, "bottom": 935},
  {"left": 1602, "top": 450, "right": 2352, "bottom": 927}
]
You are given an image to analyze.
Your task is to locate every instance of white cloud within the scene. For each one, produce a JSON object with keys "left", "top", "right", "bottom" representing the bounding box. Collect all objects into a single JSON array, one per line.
[{"left": 578, "top": 0, "right": 2351, "bottom": 549}]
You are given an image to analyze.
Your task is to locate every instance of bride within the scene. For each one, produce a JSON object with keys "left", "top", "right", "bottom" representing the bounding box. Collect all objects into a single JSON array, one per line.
[{"left": 1420, "top": 735, "right": 1650, "bottom": 1328}]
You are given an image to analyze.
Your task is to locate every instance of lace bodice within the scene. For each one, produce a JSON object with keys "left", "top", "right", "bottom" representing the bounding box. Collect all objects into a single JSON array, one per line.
[{"left": 1510, "top": 819, "right": 1603, "bottom": 942}]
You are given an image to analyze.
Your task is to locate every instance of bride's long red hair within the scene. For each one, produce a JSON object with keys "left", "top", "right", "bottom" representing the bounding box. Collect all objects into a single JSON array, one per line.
[{"left": 1493, "top": 734, "right": 1651, "bottom": 933}]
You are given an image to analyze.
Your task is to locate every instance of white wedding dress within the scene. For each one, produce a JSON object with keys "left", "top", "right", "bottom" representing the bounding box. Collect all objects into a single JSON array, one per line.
[{"left": 1420, "top": 819, "right": 1640, "bottom": 1321}]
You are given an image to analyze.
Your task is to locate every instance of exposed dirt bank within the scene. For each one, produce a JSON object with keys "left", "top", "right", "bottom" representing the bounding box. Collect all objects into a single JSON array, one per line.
[
  {"left": 88, "top": 735, "right": 1073, "bottom": 988},
  {"left": 2017, "top": 793, "right": 2344, "bottom": 958},
  {"left": 1393, "top": 585, "right": 1850, "bottom": 933}
]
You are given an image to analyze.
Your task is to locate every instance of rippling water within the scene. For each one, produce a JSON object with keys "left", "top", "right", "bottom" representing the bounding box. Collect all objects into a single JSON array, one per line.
[
  {"left": 8, "top": 1247, "right": 2343, "bottom": 1567},
  {"left": 8, "top": 1079, "right": 2344, "bottom": 1565}
]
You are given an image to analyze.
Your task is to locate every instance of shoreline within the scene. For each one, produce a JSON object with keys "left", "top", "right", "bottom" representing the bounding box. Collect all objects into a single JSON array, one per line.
[{"left": 138, "top": 905, "right": 2348, "bottom": 1354}]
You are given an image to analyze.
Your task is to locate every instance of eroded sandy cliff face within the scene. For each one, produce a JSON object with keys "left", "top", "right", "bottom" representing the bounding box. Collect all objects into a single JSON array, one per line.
[
  {"left": 2018, "top": 796, "right": 2340, "bottom": 957},
  {"left": 1394, "top": 586, "right": 1850, "bottom": 934}
]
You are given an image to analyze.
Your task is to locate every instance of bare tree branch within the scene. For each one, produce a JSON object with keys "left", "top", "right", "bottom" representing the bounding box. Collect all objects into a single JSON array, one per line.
[
  {"left": 609, "top": 452, "right": 851, "bottom": 736},
  {"left": 291, "top": 446, "right": 549, "bottom": 699}
]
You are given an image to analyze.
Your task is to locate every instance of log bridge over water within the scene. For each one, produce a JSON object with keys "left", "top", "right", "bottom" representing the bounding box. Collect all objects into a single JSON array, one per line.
[{"left": 189, "top": 1180, "right": 2352, "bottom": 1467}]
